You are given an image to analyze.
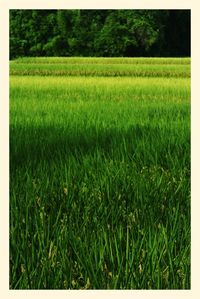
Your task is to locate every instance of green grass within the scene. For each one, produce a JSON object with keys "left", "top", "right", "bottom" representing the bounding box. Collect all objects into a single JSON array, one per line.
[
  {"left": 10, "top": 58, "right": 190, "bottom": 289},
  {"left": 11, "top": 57, "right": 190, "bottom": 64},
  {"left": 10, "top": 57, "right": 190, "bottom": 77}
]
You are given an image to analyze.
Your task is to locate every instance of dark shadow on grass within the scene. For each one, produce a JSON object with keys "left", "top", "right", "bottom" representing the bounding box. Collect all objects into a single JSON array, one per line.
[{"left": 10, "top": 124, "right": 190, "bottom": 172}]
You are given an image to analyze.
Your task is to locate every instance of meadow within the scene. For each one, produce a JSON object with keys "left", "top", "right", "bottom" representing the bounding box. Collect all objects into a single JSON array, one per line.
[{"left": 10, "top": 57, "right": 191, "bottom": 289}]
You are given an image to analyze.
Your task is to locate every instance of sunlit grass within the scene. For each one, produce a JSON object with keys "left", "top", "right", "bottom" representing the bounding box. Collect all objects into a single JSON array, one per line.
[
  {"left": 11, "top": 56, "right": 191, "bottom": 65},
  {"left": 10, "top": 58, "right": 190, "bottom": 289},
  {"left": 10, "top": 57, "right": 190, "bottom": 77}
]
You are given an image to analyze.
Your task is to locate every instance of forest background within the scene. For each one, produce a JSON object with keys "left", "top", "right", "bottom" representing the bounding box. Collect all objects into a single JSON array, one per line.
[{"left": 9, "top": 10, "right": 190, "bottom": 59}]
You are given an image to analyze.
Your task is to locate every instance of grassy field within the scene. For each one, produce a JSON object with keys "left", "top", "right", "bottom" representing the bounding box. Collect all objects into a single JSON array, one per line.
[{"left": 10, "top": 57, "right": 190, "bottom": 289}]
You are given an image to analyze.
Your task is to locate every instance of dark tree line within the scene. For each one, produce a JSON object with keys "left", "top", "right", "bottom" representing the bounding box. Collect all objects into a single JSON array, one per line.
[{"left": 10, "top": 10, "right": 190, "bottom": 59}]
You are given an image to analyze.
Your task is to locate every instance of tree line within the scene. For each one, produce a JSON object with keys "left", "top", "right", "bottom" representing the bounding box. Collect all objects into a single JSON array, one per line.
[{"left": 10, "top": 10, "right": 190, "bottom": 59}]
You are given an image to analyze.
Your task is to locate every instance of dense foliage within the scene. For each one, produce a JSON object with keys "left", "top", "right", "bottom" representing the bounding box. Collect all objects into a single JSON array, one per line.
[{"left": 10, "top": 10, "right": 190, "bottom": 59}]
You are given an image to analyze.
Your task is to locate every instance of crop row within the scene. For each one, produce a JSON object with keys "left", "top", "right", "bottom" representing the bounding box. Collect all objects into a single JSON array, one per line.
[
  {"left": 12, "top": 57, "right": 191, "bottom": 65},
  {"left": 10, "top": 62, "right": 190, "bottom": 78}
]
